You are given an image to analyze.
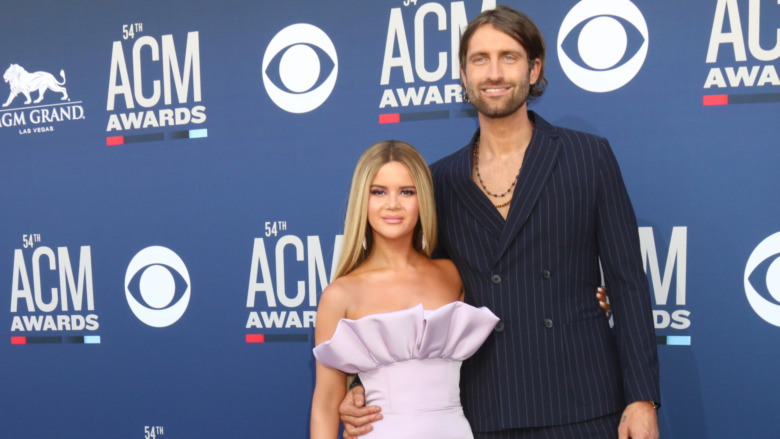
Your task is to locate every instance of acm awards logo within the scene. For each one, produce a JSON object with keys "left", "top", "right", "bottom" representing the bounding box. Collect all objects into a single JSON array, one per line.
[
  {"left": 125, "top": 246, "right": 191, "bottom": 328},
  {"left": 703, "top": 0, "right": 780, "bottom": 102},
  {"left": 10, "top": 241, "right": 100, "bottom": 344},
  {"left": 745, "top": 232, "right": 780, "bottom": 327},
  {"left": 245, "top": 232, "right": 341, "bottom": 343},
  {"left": 105, "top": 26, "right": 207, "bottom": 144},
  {"left": 261, "top": 24, "right": 338, "bottom": 114},
  {"left": 557, "top": 0, "right": 649, "bottom": 93},
  {"left": 0, "top": 63, "right": 86, "bottom": 136}
]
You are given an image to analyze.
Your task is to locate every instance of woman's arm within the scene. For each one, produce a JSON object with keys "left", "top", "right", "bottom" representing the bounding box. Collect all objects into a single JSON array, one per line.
[
  {"left": 311, "top": 283, "right": 349, "bottom": 439},
  {"left": 311, "top": 362, "right": 347, "bottom": 439}
]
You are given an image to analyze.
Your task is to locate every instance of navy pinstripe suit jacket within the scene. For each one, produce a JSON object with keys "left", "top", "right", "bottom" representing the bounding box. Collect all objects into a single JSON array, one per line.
[{"left": 430, "top": 112, "right": 660, "bottom": 432}]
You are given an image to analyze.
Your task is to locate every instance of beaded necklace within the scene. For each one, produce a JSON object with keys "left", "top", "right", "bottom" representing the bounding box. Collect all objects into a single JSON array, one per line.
[{"left": 473, "top": 137, "right": 520, "bottom": 208}]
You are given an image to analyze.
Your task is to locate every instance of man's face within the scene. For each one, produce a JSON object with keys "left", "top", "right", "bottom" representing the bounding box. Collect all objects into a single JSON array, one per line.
[{"left": 461, "top": 24, "right": 540, "bottom": 119}]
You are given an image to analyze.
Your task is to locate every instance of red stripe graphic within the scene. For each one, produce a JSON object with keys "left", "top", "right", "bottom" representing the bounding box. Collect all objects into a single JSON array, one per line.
[
  {"left": 11, "top": 336, "right": 27, "bottom": 345},
  {"left": 703, "top": 95, "right": 728, "bottom": 106},
  {"left": 106, "top": 136, "right": 125, "bottom": 146},
  {"left": 246, "top": 334, "right": 265, "bottom": 343},
  {"left": 379, "top": 114, "right": 400, "bottom": 124}
]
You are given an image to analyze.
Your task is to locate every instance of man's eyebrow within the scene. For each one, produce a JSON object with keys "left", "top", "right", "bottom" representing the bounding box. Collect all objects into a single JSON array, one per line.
[{"left": 469, "top": 49, "right": 524, "bottom": 59}]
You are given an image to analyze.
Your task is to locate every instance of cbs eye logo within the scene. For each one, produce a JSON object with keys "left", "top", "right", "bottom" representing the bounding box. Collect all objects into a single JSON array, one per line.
[
  {"left": 557, "top": 0, "right": 648, "bottom": 93},
  {"left": 125, "top": 246, "right": 191, "bottom": 328},
  {"left": 745, "top": 232, "right": 780, "bottom": 327},
  {"left": 262, "top": 23, "right": 338, "bottom": 113}
]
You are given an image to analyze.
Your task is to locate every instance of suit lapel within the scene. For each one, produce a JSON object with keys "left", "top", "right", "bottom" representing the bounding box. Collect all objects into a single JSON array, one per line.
[
  {"left": 496, "top": 113, "right": 561, "bottom": 261},
  {"left": 447, "top": 132, "right": 505, "bottom": 238}
]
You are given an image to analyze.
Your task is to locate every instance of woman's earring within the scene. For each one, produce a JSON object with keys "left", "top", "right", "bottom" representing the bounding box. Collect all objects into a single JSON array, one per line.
[
  {"left": 362, "top": 237, "right": 367, "bottom": 250},
  {"left": 421, "top": 234, "right": 426, "bottom": 250}
]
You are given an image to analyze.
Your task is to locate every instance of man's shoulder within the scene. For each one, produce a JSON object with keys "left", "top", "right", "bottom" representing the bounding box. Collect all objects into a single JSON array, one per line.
[
  {"left": 557, "top": 126, "right": 609, "bottom": 148},
  {"left": 533, "top": 112, "right": 609, "bottom": 148},
  {"left": 429, "top": 141, "right": 472, "bottom": 177}
]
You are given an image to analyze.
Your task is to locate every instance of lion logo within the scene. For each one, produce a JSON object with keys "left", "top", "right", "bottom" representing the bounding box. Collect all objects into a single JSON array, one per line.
[{"left": 2, "top": 64, "right": 69, "bottom": 107}]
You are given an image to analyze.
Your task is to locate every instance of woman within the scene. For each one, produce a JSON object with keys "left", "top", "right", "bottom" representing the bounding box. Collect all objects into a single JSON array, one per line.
[{"left": 310, "top": 141, "right": 498, "bottom": 438}]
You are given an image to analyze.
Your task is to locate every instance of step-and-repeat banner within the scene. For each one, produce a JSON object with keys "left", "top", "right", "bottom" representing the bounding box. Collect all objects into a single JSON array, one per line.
[{"left": 2, "top": 1, "right": 778, "bottom": 437}]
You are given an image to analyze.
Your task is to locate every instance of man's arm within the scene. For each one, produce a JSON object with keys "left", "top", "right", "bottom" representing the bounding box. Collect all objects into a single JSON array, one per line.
[{"left": 594, "top": 138, "right": 660, "bottom": 437}]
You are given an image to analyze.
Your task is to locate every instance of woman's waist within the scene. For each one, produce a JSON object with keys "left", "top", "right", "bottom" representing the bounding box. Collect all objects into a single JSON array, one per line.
[
  {"left": 364, "top": 407, "right": 473, "bottom": 438},
  {"left": 360, "top": 358, "right": 463, "bottom": 411}
]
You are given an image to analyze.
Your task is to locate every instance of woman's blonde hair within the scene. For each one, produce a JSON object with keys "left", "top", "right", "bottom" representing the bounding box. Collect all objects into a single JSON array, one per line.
[{"left": 334, "top": 140, "right": 437, "bottom": 278}]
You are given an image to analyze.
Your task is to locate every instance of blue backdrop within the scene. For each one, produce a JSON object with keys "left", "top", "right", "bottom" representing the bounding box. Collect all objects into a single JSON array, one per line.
[{"left": 2, "top": 1, "right": 779, "bottom": 438}]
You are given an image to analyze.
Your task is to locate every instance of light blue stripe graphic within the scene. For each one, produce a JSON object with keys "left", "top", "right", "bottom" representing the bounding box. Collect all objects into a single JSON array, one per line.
[
  {"left": 84, "top": 335, "right": 101, "bottom": 344},
  {"left": 666, "top": 336, "right": 691, "bottom": 346},
  {"left": 189, "top": 129, "right": 208, "bottom": 138}
]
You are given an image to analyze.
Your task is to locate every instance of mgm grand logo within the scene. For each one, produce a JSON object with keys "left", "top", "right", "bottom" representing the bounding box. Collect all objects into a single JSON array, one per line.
[{"left": 0, "top": 63, "right": 85, "bottom": 134}]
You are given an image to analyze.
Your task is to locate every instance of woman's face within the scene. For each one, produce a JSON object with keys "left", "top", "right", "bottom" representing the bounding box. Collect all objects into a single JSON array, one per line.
[{"left": 366, "top": 161, "right": 419, "bottom": 244}]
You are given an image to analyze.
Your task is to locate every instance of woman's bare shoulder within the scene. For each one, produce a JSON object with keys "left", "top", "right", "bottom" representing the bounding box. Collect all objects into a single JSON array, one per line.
[
  {"left": 427, "top": 258, "right": 463, "bottom": 302},
  {"left": 430, "top": 258, "right": 459, "bottom": 275},
  {"left": 316, "top": 280, "right": 350, "bottom": 321},
  {"left": 427, "top": 258, "right": 459, "bottom": 283},
  {"left": 320, "top": 270, "right": 376, "bottom": 308}
]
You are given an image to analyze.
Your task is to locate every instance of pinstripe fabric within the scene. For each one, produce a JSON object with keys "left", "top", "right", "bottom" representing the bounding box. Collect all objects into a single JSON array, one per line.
[
  {"left": 474, "top": 412, "right": 621, "bottom": 439},
  {"left": 430, "top": 112, "right": 660, "bottom": 433}
]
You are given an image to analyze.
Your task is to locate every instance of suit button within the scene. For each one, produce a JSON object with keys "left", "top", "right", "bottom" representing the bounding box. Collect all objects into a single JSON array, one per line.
[
  {"left": 544, "top": 318, "right": 554, "bottom": 328},
  {"left": 494, "top": 321, "right": 505, "bottom": 333},
  {"left": 542, "top": 269, "right": 551, "bottom": 279},
  {"left": 491, "top": 274, "right": 502, "bottom": 284}
]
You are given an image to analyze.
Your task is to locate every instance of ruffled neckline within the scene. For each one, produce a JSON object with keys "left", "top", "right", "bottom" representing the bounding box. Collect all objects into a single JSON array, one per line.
[{"left": 313, "top": 301, "right": 498, "bottom": 373}]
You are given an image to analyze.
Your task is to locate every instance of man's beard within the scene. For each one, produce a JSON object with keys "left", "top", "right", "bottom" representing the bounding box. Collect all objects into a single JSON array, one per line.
[{"left": 466, "top": 77, "right": 530, "bottom": 118}]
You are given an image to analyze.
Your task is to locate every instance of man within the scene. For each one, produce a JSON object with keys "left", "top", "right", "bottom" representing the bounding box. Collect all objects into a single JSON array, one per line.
[{"left": 340, "top": 6, "right": 660, "bottom": 438}]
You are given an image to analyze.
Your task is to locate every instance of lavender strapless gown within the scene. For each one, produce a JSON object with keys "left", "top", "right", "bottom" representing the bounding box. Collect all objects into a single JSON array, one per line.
[{"left": 313, "top": 302, "right": 499, "bottom": 438}]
